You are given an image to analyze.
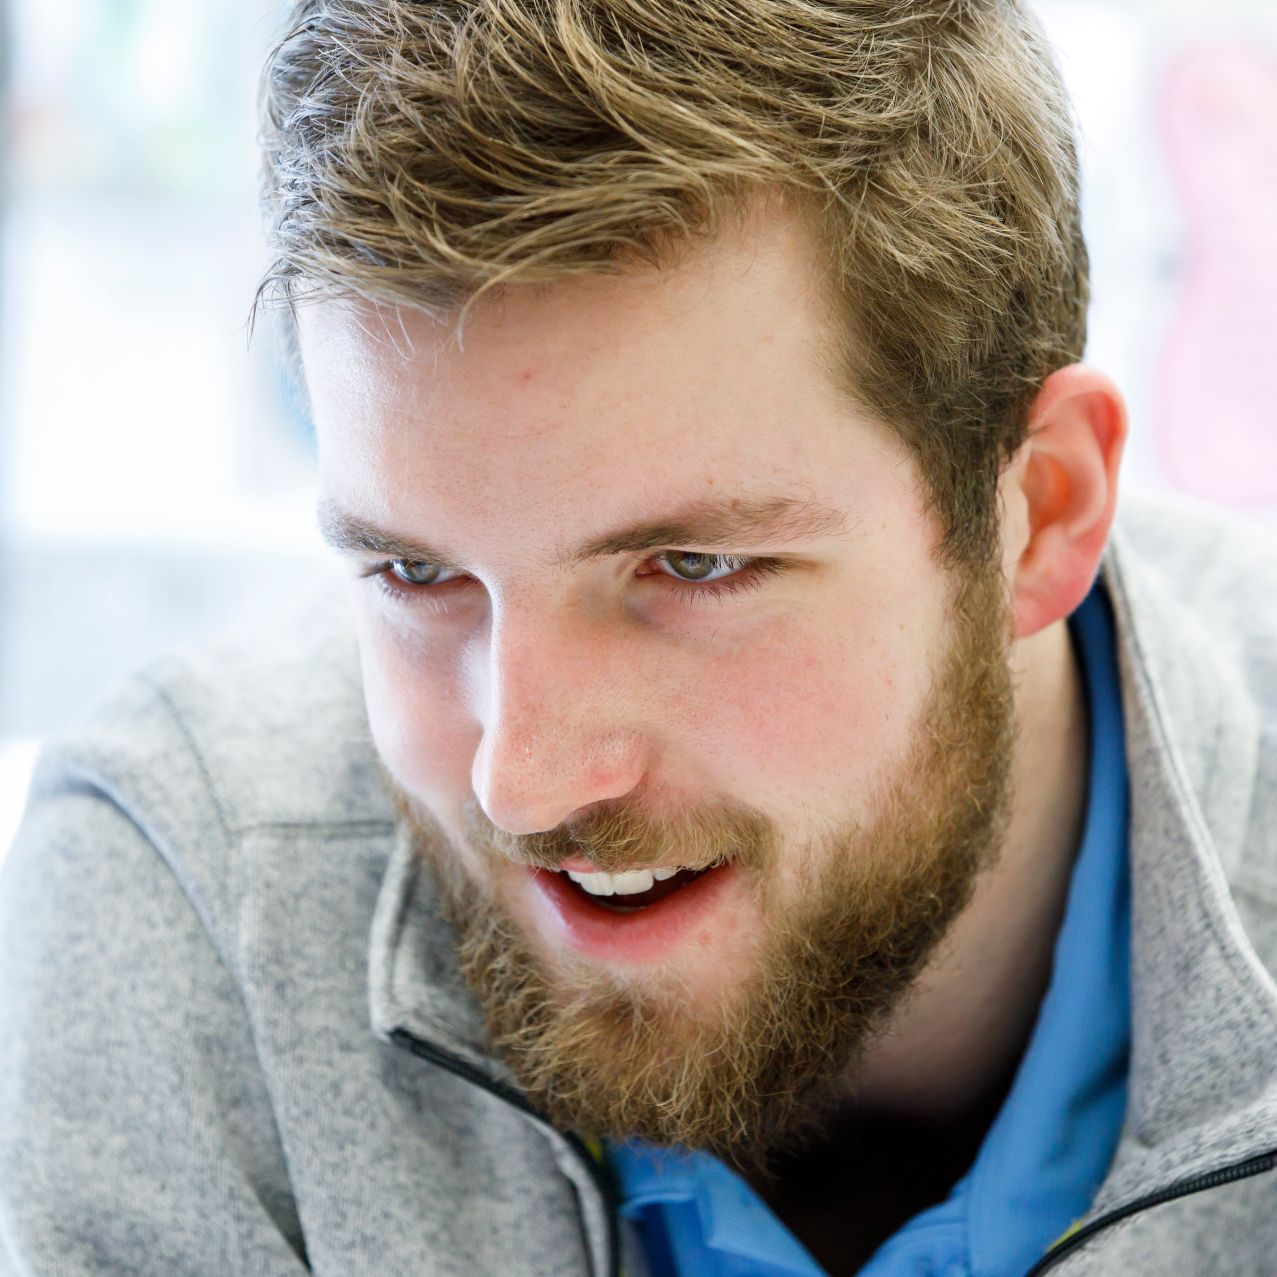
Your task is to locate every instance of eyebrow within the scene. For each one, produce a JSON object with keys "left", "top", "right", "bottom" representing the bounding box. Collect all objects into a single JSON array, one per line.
[{"left": 316, "top": 494, "right": 853, "bottom": 572}]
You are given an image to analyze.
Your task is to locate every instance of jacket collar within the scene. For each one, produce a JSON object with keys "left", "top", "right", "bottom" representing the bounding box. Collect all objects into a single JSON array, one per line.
[
  {"left": 368, "top": 501, "right": 1277, "bottom": 1206},
  {"left": 368, "top": 810, "right": 518, "bottom": 1089},
  {"left": 1082, "top": 511, "right": 1277, "bottom": 1213}
]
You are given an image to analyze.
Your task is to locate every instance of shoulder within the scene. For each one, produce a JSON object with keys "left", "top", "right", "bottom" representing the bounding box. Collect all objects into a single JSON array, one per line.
[
  {"left": 1114, "top": 489, "right": 1277, "bottom": 618},
  {"left": 1110, "top": 490, "right": 1277, "bottom": 716},
  {"left": 12, "top": 579, "right": 396, "bottom": 971},
  {"left": 1113, "top": 491, "right": 1277, "bottom": 640},
  {"left": 1108, "top": 490, "right": 1277, "bottom": 967},
  {"left": 28, "top": 577, "right": 394, "bottom": 844}
]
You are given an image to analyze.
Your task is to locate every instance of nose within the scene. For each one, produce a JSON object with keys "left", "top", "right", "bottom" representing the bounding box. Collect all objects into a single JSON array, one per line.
[{"left": 468, "top": 604, "right": 649, "bottom": 835}]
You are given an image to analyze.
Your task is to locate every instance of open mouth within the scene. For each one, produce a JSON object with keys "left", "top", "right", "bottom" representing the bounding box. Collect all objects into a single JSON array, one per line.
[
  {"left": 559, "top": 866, "right": 709, "bottom": 911},
  {"left": 527, "top": 860, "right": 739, "bottom": 962}
]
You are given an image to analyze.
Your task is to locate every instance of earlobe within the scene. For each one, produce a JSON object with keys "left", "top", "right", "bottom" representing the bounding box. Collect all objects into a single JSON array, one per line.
[{"left": 1009, "top": 365, "right": 1128, "bottom": 640}]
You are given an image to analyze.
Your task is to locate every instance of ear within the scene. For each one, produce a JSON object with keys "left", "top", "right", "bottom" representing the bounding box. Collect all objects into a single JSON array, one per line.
[{"left": 1003, "top": 365, "right": 1129, "bottom": 640}]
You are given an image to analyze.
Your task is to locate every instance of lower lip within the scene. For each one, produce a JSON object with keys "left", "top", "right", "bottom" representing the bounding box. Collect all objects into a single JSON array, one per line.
[{"left": 526, "top": 863, "right": 740, "bottom": 963}]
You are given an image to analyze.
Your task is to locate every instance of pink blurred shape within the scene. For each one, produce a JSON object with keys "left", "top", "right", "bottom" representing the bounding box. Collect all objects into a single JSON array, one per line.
[{"left": 1153, "top": 45, "right": 1277, "bottom": 504}]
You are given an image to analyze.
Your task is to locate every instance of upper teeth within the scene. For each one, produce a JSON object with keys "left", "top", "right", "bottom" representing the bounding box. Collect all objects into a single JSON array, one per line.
[{"left": 565, "top": 867, "right": 681, "bottom": 896}]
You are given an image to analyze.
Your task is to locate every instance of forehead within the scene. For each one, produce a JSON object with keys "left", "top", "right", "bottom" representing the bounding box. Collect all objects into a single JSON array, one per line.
[{"left": 296, "top": 204, "right": 909, "bottom": 554}]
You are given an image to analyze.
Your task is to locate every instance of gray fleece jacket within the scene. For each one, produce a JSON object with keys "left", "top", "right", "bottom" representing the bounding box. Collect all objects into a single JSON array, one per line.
[{"left": 2, "top": 494, "right": 1276, "bottom": 1277}]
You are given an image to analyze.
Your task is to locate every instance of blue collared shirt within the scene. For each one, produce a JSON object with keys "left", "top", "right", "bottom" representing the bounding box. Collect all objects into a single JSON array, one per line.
[{"left": 606, "top": 581, "right": 1131, "bottom": 1277}]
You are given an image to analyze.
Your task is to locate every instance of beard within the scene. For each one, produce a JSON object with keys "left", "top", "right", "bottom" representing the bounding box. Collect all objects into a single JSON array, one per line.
[{"left": 385, "top": 563, "right": 1016, "bottom": 1181}]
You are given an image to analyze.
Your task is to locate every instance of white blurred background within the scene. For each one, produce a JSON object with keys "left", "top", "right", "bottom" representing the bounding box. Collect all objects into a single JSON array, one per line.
[{"left": 2, "top": 0, "right": 1276, "bottom": 852}]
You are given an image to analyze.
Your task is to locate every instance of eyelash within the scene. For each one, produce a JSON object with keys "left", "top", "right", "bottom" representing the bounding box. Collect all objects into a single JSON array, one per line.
[{"left": 360, "top": 553, "right": 788, "bottom": 609}]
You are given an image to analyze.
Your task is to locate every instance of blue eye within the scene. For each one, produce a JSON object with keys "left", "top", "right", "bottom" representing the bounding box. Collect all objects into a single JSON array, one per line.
[
  {"left": 387, "top": 559, "right": 461, "bottom": 587},
  {"left": 654, "top": 551, "right": 752, "bottom": 583}
]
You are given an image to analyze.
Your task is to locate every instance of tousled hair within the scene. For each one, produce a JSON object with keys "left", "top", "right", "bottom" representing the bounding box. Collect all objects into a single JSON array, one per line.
[{"left": 258, "top": 0, "right": 1088, "bottom": 569}]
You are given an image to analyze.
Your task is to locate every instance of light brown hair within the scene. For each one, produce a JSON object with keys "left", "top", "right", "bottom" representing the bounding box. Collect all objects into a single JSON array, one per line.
[{"left": 258, "top": 0, "right": 1087, "bottom": 569}]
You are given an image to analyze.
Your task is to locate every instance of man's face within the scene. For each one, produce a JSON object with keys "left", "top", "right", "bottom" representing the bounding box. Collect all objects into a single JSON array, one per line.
[{"left": 301, "top": 204, "right": 1015, "bottom": 1173}]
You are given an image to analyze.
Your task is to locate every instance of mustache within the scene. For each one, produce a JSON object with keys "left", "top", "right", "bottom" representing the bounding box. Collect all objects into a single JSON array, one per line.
[{"left": 461, "top": 794, "right": 776, "bottom": 875}]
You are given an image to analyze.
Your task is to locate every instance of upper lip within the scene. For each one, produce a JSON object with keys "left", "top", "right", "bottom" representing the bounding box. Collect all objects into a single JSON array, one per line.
[{"left": 549, "top": 858, "right": 687, "bottom": 875}]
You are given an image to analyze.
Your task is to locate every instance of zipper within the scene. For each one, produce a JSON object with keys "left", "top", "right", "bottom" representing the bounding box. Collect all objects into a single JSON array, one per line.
[
  {"left": 391, "top": 1023, "right": 1276, "bottom": 1277},
  {"left": 388, "top": 1026, "right": 621, "bottom": 1277},
  {"left": 1023, "top": 1149, "right": 1277, "bottom": 1274}
]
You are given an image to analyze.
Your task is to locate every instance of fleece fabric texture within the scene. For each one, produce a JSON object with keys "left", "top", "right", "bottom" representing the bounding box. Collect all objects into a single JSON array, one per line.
[{"left": 1, "top": 494, "right": 1276, "bottom": 1277}]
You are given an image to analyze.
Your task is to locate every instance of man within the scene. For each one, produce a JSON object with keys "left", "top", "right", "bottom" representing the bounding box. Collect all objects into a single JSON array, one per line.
[{"left": 2, "top": 0, "right": 1276, "bottom": 1274}]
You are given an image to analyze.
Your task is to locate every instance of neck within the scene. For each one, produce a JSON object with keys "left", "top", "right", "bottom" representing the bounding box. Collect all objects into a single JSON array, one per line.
[{"left": 844, "top": 614, "right": 1089, "bottom": 1120}]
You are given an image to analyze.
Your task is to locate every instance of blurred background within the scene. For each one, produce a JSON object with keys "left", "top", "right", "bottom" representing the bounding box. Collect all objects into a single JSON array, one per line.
[{"left": 1, "top": 0, "right": 1276, "bottom": 853}]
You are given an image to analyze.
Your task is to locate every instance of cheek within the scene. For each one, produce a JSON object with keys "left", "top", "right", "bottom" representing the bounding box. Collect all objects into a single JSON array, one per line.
[
  {"left": 684, "top": 616, "right": 932, "bottom": 806},
  {"left": 356, "top": 608, "right": 477, "bottom": 812}
]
